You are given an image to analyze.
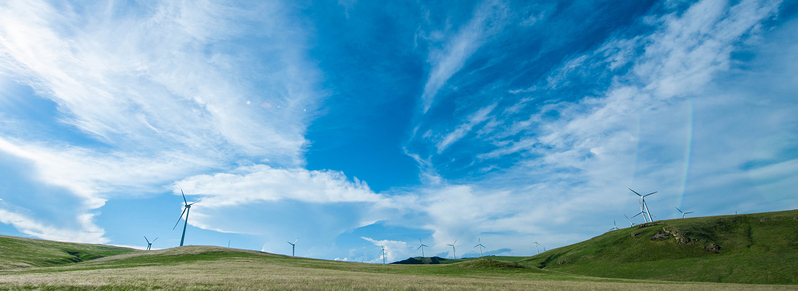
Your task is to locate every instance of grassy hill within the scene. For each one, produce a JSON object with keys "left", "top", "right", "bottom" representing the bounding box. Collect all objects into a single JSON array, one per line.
[
  {"left": 0, "top": 210, "right": 796, "bottom": 289},
  {"left": 1, "top": 237, "right": 788, "bottom": 289},
  {"left": 521, "top": 209, "right": 798, "bottom": 284},
  {"left": 0, "top": 235, "right": 136, "bottom": 269}
]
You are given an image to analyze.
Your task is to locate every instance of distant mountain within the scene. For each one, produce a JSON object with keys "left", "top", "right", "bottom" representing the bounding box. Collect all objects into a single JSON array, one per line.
[{"left": 391, "top": 256, "right": 450, "bottom": 264}]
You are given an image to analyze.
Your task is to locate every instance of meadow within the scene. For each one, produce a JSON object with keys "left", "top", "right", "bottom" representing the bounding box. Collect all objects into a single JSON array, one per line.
[{"left": 1, "top": 209, "right": 796, "bottom": 290}]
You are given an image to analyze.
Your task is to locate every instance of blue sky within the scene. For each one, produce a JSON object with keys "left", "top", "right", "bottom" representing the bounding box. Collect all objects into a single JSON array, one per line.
[{"left": 0, "top": 0, "right": 796, "bottom": 263}]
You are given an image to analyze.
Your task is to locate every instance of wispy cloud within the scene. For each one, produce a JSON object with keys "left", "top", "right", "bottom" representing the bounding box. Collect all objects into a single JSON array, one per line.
[
  {"left": 419, "top": 0, "right": 507, "bottom": 113},
  {"left": 436, "top": 103, "right": 496, "bottom": 153},
  {"left": 401, "top": 0, "right": 795, "bottom": 252},
  {"left": 0, "top": 0, "right": 322, "bottom": 243}
]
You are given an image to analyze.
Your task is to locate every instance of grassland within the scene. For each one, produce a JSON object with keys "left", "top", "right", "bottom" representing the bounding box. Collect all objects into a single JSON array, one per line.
[
  {"left": 522, "top": 209, "right": 798, "bottom": 284},
  {"left": 0, "top": 210, "right": 796, "bottom": 290}
]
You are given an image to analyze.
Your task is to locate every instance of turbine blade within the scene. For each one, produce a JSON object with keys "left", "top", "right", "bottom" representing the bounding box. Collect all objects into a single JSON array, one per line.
[
  {"left": 628, "top": 188, "right": 642, "bottom": 196},
  {"left": 173, "top": 207, "right": 187, "bottom": 230},
  {"left": 153, "top": 237, "right": 158, "bottom": 242},
  {"left": 144, "top": 236, "right": 149, "bottom": 243},
  {"left": 643, "top": 191, "right": 656, "bottom": 197},
  {"left": 294, "top": 239, "right": 298, "bottom": 244},
  {"left": 189, "top": 198, "right": 202, "bottom": 206},
  {"left": 181, "top": 189, "right": 188, "bottom": 205},
  {"left": 686, "top": 212, "right": 694, "bottom": 214}
]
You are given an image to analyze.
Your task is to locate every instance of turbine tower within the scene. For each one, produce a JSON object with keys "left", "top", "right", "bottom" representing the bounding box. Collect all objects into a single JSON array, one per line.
[
  {"left": 624, "top": 214, "right": 636, "bottom": 227},
  {"left": 676, "top": 207, "right": 694, "bottom": 218},
  {"left": 287, "top": 239, "right": 297, "bottom": 256},
  {"left": 417, "top": 239, "right": 428, "bottom": 258},
  {"left": 629, "top": 188, "right": 656, "bottom": 222},
  {"left": 173, "top": 190, "right": 201, "bottom": 247},
  {"left": 380, "top": 246, "right": 387, "bottom": 264},
  {"left": 533, "top": 241, "right": 540, "bottom": 254},
  {"left": 144, "top": 236, "right": 157, "bottom": 250},
  {"left": 474, "top": 238, "right": 486, "bottom": 257},
  {"left": 446, "top": 240, "right": 457, "bottom": 259},
  {"left": 609, "top": 220, "right": 619, "bottom": 231}
]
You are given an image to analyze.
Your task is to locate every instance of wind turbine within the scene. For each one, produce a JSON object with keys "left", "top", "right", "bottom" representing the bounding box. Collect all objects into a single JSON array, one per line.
[
  {"left": 676, "top": 207, "right": 694, "bottom": 218},
  {"left": 624, "top": 214, "right": 636, "bottom": 227},
  {"left": 173, "top": 189, "right": 201, "bottom": 247},
  {"left": 144, "top": 236, "right": 157, "bottom": 250},
  {"left": 287, "top": 239, "right": 297, "bottom": 256},
  {"left": 533, "top": 241, "right": 540, "bottom": 254},
  {"left": 631, "top": 200, "right": 649, "bottom": 223},
  {"left": 609, "top": 220, "right": 619, "bottom": 231},
  {"left": 629, "top": 188, "right": 655, "bottom": 222},
  {"left": 474, "top": 238, "right": 486, "bottom": 257},
  {"left": 447, "top": 240, "right": 457, "bottom": 259},
  {"left": 417, "top": 239, "right": 428, "bottom": 258},
  {"left": 379, "top": 246, "right": 387, "bottom": 264}
]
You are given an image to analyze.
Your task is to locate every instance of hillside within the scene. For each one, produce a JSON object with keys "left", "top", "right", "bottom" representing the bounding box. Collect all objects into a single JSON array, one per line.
[
  {"left": 0, "top": 235, "right": 136, "bottom": 269},
  {"left": 521, "top": 209, "right": 798, "bottom": 284}
]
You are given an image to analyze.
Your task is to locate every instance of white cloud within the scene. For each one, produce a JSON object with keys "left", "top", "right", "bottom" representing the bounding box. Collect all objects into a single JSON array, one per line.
[
  {"left": 436, "top": 103, "right": 496, "bottom": 153},
  {"left": 172, "top": 164, "right": 387, "bottom": 207},
  {"left": 420, "top": 0, "right": 507, "bottom": 112},
  {"left": 361, "top": 237, "right": 414, "bottom": 263},
  {"left": 406, "top": 0, "right": 795, "bottom": 253},
  {"left": 0, "top": 0, "right": 322, "bottom": 243}
]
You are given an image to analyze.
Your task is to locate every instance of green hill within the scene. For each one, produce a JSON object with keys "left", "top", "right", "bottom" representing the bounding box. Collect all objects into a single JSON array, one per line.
[
  {"left": 1, "top": 210, "right": 797, "bottom": 289},
  {"left": 0, "top": 235, "right": 136, "bottom": 269},
  {"left": 521, "top": 209, "right": 798, "bottom": 284}
]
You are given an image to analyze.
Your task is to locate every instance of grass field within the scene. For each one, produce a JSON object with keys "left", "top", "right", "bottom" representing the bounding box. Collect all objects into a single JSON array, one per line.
[
  {"left": 522, "top": 209, "right": 798, "bottom": 284},
  {"left": 0, "top": 210, "right": 796, "bottom": 290}
]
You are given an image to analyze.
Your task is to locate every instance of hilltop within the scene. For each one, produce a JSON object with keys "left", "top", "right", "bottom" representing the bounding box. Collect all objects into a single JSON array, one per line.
[{"left": 521, "top": 209, "right": 798, "bottom": 284}]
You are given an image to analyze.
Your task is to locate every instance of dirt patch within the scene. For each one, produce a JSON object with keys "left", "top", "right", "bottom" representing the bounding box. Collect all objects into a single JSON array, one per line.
[{"left": 557, "top": 259, "right": 572, "bottom": 265}]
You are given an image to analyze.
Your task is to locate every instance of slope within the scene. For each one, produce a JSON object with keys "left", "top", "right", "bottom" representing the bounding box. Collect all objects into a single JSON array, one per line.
[
  {"left": 0, "top": 235, "right": 136, "bottom": 269},
  {"left": 521, "top": 209, "right": 798, "bottom": 284}
]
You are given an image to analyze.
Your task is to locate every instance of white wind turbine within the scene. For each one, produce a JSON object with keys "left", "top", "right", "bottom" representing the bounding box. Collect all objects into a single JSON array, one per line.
[
  {"left": 447, "top": 240, "right": 457, "bottom": 259},
  {"left": 631, "top": 200, "right": 648, "bottom": 223},
  {"left": 533, "top": 241, "right": 541, "bottom": 254},
  {"left": 624, "top": 214, "right": 636, "bottom": 227},
  {"left": 173, "top": 190, "right": 201, "bottom": 247},
  {"left": 287, "top": 239, "right": 298, "bottom": 256},
  {"left": 474, "top": 238, "right": 486, "bottom": 257},
  {"left": 629, "top": 188, "right": 656, "bottom": 222},
  {"left": 676, "top": 207, "right": 694, "bottom": 218},
  {"left": 417, "top": 239, "right": 428, "bottom": 258},
  {"left": 379, "top": 246, "right": 387, "bottom": 264},
  {"left": 609, "top": 220, "right": 619, "bottom": 231},
  {"left": 144, "top": 236, "right": 157, "bottom": 250}
]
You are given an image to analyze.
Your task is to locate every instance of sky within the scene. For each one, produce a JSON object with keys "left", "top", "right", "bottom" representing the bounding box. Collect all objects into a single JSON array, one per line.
[{"left": 0, "top": 0, "right": 796, "bottom": 263}]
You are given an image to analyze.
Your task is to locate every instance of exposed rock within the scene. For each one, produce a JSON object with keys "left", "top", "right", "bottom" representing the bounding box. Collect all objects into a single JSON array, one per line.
[
  {"left": 637, "top": 222, "right": 662, "bottom": 228},
  {"left": 650, "top": 232, "right": 669, "bottom": 240},
  {"left": 631, "top": 232, "right": 641, "bottom": 238},
  {"left": 557, "top": 259, "right": 572, "bottom": 265},
  {"left": 704, "top": 244, "right": 722, "bottom": 252}
]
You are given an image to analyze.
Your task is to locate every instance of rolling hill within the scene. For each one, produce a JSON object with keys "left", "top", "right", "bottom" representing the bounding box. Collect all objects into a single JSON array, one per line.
[
  {"left": 0, "top": 209, "right": 796, "bottom": 289},
  {"left": 521, "top": 209, "right": 798, "bottom": 284}
]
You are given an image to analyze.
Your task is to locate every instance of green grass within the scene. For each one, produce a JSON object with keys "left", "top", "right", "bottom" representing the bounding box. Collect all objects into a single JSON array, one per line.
[
  {"left": 521, "top": 209, "right": 798, "bottom": 284},
  {"left": 0, "top": 235, "right": 136, "bottom": 269},
  {"left": 0, "top": 209, "right": 796, "bottom": 289}
]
